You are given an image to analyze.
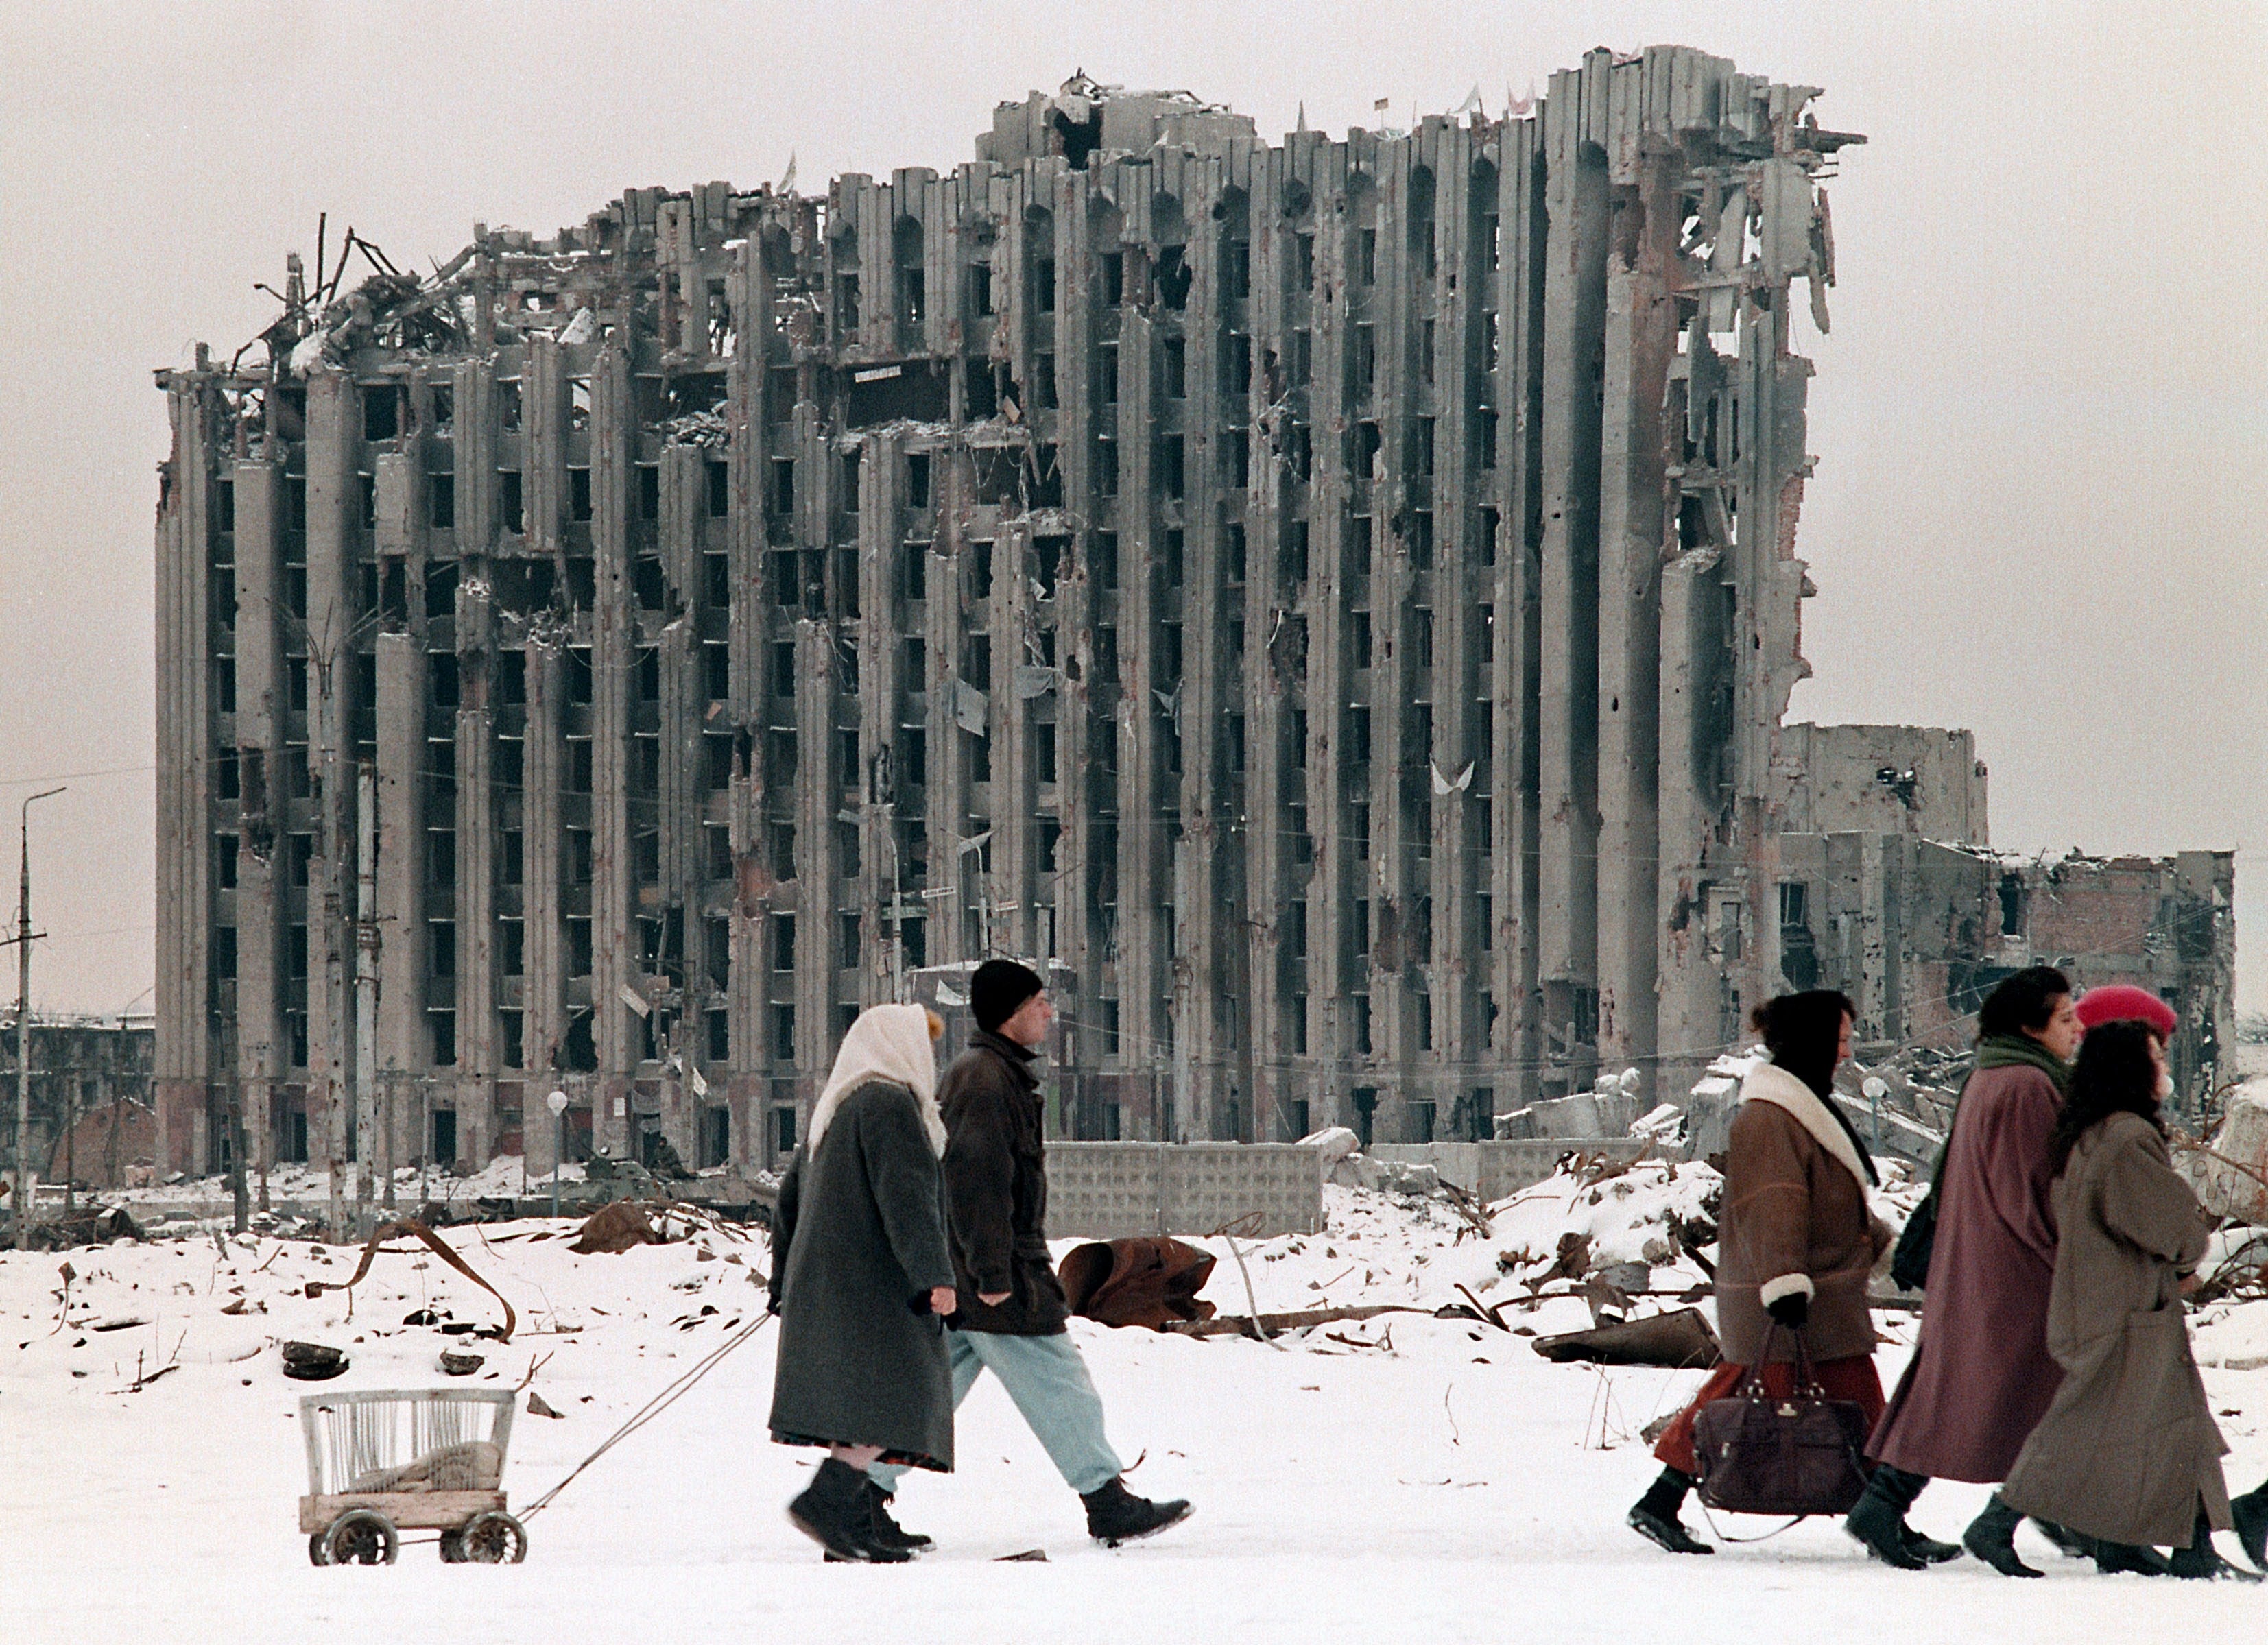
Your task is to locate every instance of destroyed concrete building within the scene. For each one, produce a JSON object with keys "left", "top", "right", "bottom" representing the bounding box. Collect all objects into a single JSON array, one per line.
[
  {"left": 1769, "top": 723, "right": 2234, "bottom": 1109},
  {"left": 0, "top": 1016, "right": 156, "bottom": 1189},
  {"left": 147, "top": 50, "right": 2230, "bottom": 1188}
]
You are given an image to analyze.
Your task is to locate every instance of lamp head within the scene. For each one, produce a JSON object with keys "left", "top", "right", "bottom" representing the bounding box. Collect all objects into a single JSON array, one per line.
[{"left": 545, "top": 1089, "right": 569, "bottom": 1117}]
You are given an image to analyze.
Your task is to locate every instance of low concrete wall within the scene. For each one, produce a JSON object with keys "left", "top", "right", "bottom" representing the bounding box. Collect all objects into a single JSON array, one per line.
[
  {"left": 1368, "top": 1140, "right": 1651, "bottom": 1203},
  {"left": 1045, "top": 1142, "right": 1325, "bottom": 1238}
]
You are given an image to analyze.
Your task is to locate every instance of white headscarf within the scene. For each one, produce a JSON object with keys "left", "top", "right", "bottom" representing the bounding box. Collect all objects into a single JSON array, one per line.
[{"left": 805, "top": 1002, "right": 946, "bottom": 1158}]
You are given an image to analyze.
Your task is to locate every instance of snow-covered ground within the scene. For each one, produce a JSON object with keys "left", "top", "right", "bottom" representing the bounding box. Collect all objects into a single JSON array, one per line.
[{"left": 5, "top": 1179, "right": 2267, "bottom": 1642}]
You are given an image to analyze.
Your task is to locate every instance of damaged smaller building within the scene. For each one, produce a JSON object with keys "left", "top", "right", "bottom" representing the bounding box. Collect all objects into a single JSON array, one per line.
[
  {"left": 1, "top": 1016, "right": 156, "bottom": 1190},
  {"left": 1774, "top": 722, "right": 2233, "bottom": 1108}
]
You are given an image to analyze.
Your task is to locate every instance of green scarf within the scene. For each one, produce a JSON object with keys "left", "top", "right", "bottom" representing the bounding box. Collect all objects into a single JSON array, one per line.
[{"left": 1972, "top": 1033, "right": 2073, "bottom": 1096}]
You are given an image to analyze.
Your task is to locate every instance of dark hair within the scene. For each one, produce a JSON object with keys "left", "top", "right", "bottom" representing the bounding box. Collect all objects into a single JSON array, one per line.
[
  {"left": 1749, "top": 989, "right": 1857, "bottom": 1100},
  {"left": 2046, "top": 1019, "right": 2165, "bottom": 1175},
  {"left": 1977, "top": 965, "right": 2073, "bottom": 1042}
]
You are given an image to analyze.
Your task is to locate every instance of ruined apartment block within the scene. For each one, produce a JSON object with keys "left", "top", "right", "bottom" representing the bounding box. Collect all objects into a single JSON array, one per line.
[{"left": 152, "top": 49, "right": 1865, "bottom": 1180}]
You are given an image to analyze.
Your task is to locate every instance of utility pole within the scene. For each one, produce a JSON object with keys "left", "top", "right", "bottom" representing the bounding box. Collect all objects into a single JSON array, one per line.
[{"left": 12, "top": 786, "right": 64, "bottom": 1250}]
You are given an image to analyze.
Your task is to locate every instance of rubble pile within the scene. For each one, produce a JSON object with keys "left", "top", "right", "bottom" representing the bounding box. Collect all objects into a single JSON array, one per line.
[
  {"left": 1488, "top": 1155, "right": 1723, "bottom": 1303},
  {"left": 2186, "top": 1078, "right": 2268, "bottom": 1225}
]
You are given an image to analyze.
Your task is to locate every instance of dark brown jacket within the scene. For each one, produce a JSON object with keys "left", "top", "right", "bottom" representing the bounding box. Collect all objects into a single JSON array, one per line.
[
  {"left": 2002, "top": 1112, "right": 2229, "bottom": 1546},
  {"left": 1715, "top": 1062, "right": 1893, "bottom": 1367},
  {"left": 940, "top": 1031, "right": 1070, "bottom": 1335}
]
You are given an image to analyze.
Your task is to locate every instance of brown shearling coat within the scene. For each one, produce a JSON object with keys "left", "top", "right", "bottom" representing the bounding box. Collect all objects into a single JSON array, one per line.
[
  {"left": 1715, "top": 1063, "right": 1893, "bottom": 1367},
  {"left": 2001, "top": 1112, "right": 2229, "bottom": 1548}
]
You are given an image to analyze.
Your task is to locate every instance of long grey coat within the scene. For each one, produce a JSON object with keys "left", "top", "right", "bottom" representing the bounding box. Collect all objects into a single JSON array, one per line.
[
  {"left": 766, "top": 1079, "right": 958, "bottom": 1471},
  {"left": 2001, "top": 1112, "right": 2229, "bottom": 1546}
]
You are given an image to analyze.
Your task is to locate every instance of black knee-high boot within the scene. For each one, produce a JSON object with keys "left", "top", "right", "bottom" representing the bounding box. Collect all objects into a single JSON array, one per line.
[
  {"left": 1628, "top": 1467, "right": 1712, "bottom": 1556},
  {"left": 2171, "top": 1502, "right": 2263, "bottom": 1581},
  {"left": 1844, "top": 1465, "right": 1933, "bottom": 1570},
  {"left": 2231, "top": 1479, "right": 2268, "bottom": 1570},
  {"left": 1962, "top": 1495, "right": 2041, "bottom": 1578}
]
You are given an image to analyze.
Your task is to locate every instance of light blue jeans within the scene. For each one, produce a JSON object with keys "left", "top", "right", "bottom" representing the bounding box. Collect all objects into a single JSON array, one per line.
[{"left": 871, "top": 1328, "right": 1124, "bottom": 1497}]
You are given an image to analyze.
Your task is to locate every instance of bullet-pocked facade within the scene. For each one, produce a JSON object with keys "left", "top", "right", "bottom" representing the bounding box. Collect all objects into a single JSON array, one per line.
[{"left": 152, "top": 50, "right": 1864, "bottom": 1186}]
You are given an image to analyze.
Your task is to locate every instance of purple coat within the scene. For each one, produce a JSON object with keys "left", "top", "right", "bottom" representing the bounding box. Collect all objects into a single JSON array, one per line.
[{"left": 1868, "top": 1061, "right": 2063, "bottom": 1482}]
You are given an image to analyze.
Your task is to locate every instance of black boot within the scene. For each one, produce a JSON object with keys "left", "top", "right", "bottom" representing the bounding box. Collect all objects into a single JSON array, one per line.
[
  {"left": 1627, "top": 1467, "right": 1712, "bottom": 1556},
  {"left": 1844, "top": 1465, "right": 1933, "bottom": 1570},
  {"left": 862, "top": 1480, "right": 933, "bottom": 1554},
  {"left": 2033, "top": 1518, "right": 2096, "bottom": 1559},
  {"left": 1961, "top": 1495, "right": 2041, "bottom": 1578},
  {"left": 2093, "top": 1540, "right": 2173, "bottom": 1576},
  {"left": 1082, "top": 1476, "right": 1192, "bottom": 1546},
  {"left": 789, "top": 1457, "right": 907, "bottom": 1563},
  {"left": 2232, "top": 1482, "right": 2268, "bottom": 1570},
  {"left": 2170, "top": 1506, "right": 2264, "bottom": 1582}
]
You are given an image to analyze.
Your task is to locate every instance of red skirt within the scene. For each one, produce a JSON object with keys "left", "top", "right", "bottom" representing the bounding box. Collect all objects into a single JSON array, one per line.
[{"left": 1652, "top": 1355, "right": 1886, "bottom": 1479}]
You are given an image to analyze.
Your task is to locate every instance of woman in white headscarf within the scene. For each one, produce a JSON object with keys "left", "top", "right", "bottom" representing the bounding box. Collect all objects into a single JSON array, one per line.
[{"left": 767, "top": 1003, "right": 957, "bottom": 1562}]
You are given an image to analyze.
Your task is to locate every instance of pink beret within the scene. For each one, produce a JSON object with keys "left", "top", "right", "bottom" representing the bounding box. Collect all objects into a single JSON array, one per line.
[{"left": 2075, "top": 984, "right": 2177, "bottom": 1039}]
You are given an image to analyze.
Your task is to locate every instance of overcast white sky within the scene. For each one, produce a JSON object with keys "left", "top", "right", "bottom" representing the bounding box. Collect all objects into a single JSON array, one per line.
[{"left": 3, "top": 1, "right": 2264, "bottom": 1018}]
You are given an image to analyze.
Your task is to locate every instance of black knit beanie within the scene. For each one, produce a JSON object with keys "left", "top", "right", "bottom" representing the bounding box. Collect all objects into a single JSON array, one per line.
[{"left": 971, "top": 958, "right": 1045, "bottom": 1034}]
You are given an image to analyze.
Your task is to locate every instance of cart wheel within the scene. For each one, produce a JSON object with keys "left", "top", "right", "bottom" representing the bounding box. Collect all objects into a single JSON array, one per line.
[
  {"left": 307, "top": 1531, "right": 332, "bottom": 1567},
  {"left": 322, "top": 1509, "right": 398, "bottom": 1566},
  {"left": 455, "top": 1511, "right": 528, "bottom": 1564}
]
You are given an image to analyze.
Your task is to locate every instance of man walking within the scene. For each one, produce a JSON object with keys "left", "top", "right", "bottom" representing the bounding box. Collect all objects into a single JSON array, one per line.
[
  {"left": 872, "top": 958, "right": 1191, "bottom": 1548},
  {"left": 1848, "top": 966, "right": 2082, "bottom": 1574}
]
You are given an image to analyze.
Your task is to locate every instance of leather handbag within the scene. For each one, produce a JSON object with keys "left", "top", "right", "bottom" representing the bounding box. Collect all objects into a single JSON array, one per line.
[{"left": 1691, "top": 1326, "right": 1871, "bottom": 1517}]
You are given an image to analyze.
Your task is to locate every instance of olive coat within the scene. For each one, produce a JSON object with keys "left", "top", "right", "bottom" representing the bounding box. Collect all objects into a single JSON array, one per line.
[
  {"left": 2001, "top": 1112, "right": 2229, "bottom": 1547},
  {"left": 766, "top": 1079, "right": 958, "bottom": 1471},
  {"left": 1715, "top": 1062, "right": 1894, "bottom": 1367}
]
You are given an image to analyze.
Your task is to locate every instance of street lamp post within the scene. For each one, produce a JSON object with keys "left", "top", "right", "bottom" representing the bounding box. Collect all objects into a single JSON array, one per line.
[
  {"left": 12, "top": 786, "right": 64, "bottom": 1251},
  {"left": 1862, "top": 1075, "right": 1890, "bottom": 1155},
  {"left": 546, "top": 1089, "right": 569, "bottom": 1219}
]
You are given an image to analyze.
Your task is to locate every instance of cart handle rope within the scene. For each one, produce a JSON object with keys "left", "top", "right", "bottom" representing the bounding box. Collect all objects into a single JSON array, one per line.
[
  {"left": 307, "top": 1219, "right": 517, "bottom": 1343},
  {"left": 519, "top": 1312, "right": 774, "bottom": 1521}
]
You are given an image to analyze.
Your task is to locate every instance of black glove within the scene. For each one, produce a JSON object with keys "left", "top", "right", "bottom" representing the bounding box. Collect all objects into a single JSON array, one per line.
[{"left": 1765, "top": 1290, "right": 1810, "bottom": 1330}]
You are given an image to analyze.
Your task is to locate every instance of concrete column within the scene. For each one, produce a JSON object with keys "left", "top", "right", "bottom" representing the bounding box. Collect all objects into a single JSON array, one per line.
[
  {"left": 232, "top": 457, "right": 286, "bottom": 1170},
  {"left": 923, "top": 416, "right": 967, "bottom": 972},
  {"left": 796, "top": 616, "right": 836, "bottom": 1085},
  {"left": 374, "top": 632, "right": 427, "bottom": 1179},
  {"left": 1432, "top": 125, "right": 1487, "bottom": 1138},
  {"left": 991, "top": 518, "right": 1037, "bottom": 963},
  {"left": 1535, "top": 66, "right": 1612, "bottom": 1096},
  {"left": 1306, "top": 152, "right": 1356, "bottom": 1129},
  {"left": 726, "top": 234, "right": 767, "bottom": 1164},
  {"left": 855, "top": 429, "right": 903, "bottom": 1008},
  {"left": 1114, "top": 305, "right": 1162, "bottom": 1136},
  {"left": 789, "top": 407, "right": 833, "bottom": 1090},
  {"left": 1492, "top": 115, "right": 1547, "bottom": 1111},
  {"left": 302, "top": 368, "right": 360, "bottom": 1188},
  {"left": 1594, "top": 147, "right": 1678, "bottom": 1097},
  {"left": 455, "top": 582, "right": 498, "bottom": 1092},
  {"left": 1368, "top": 133, "right": 1418, "bottom": 1133},
  {"left": 588, "top": 341, "right": 636, "bottom": 1156},
  {"left": 523, "top": 639, "right": 566, "bottom": 1078},
  {"left": 154, "top": 376, "right": 215, "bottom": 1174}
]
